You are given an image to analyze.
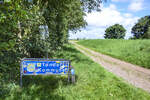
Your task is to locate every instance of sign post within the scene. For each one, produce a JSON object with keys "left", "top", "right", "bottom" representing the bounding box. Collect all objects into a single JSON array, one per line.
[{"left": 20, "top": 58, "right": 75, "bottom": 87}]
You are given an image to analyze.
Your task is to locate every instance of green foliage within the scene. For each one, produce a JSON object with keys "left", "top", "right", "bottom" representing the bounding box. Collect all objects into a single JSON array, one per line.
[
  {"left": 22, "top": 32, "right": 53, "bottom": 58},
  {"left": 131, "top": 16, "right": 150, "bottom": 39},
  {"left": 104, "top": 24, "right": 126, "bottom": 39},
  {"left": 78, "top": 39, "right": 150, "bottom": 69},
  {"left": 0, "top": 0, "right": 28, "bottom": 87},
  {"left": 42, "top": 0, "right": 87, "bottom": 50},
  {"left": 81, "top": 0, "right": 103, "bottom": 12},
  {"left": 0, "top": 0, "right": 45, "bottom": 81}
]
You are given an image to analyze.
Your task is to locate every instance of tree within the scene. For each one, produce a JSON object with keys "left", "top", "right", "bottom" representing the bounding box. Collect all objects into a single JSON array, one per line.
[
  {"left": 104, "top": 24, "right": 126, "bottom": 39},
  {"left": 131, "top": 16, "right": 150, "bottom": 39},
  {"left": 40, "top": 0, "right": 104, "bottom": 50},
  {"left": 0, "top": 0, "right": 106, "bottom": 98}
]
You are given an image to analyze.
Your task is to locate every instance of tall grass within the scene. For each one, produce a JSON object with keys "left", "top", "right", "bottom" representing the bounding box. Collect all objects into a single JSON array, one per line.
[
  {"left": 1, "top": 44, "right": 150, "bottom": 100},
  {"left": 78, "top": 39, "right": 150, "bottom": 69}
]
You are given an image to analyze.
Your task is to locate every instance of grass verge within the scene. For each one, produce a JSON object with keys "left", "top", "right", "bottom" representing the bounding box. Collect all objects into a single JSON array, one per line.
[
  {"left": 78, "top": 39, "right": 150, "bottom": 69},
  {"left": 2, "top": 44, "right": 150, "bottom": 100}
]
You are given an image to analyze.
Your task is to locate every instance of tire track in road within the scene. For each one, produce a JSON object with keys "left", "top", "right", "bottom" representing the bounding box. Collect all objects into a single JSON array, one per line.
[{"left": 70, "top": 41, "right": 150, "bottom": 93}]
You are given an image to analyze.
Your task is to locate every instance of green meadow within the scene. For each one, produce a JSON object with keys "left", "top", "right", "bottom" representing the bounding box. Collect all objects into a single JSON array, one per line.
[
  {"left": 78, "top": 39, "right": 150, "bottom": 69},
  {"left": 2, "top": 44, "right": 150, "bottom": 100}
]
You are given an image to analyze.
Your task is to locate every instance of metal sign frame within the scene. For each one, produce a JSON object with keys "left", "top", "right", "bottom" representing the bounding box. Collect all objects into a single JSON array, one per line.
[{"left": 20, "top": 58, "right": 75, "bottom": 87}]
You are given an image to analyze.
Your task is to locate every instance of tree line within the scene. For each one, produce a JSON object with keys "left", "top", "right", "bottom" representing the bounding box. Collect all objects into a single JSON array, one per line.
[{"left": 104, "top": 15, "right": 150, "bottom": 39}]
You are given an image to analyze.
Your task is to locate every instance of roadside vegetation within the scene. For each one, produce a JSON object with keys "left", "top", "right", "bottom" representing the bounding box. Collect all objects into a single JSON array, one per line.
[
  {"left": 78, "top": 39, "right": 150, "bottom": 69},
  {"left": 1, "top": 44, "right": 150, "bottom": 100},
  {"left": 0, "top": 0, "right": 102, "bottom": 98}
]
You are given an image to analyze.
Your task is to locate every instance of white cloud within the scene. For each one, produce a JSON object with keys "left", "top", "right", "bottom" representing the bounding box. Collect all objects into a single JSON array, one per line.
[
  {"left": 128, "top": 0, "right": 144, "bottom": 12},
  {"left": 84, "top": 4, "right": 124, "bottom": 27},
  {"left": 69, "top": 4, "right": 139, "bottom": 39},
  {"left": 70, "top": 28, "right": 105, "bottom": 39},
  {"left": 111, "top": 0, "right": 145, "bottom": 12},
  {"left": 112, "top": 0, "right": 128, "bottom": 2},
  {"left": 123, "top": 13, "right": 132, "bottom": 18}
]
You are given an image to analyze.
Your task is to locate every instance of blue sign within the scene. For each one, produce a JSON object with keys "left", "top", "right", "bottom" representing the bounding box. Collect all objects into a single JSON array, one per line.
[{"left": 21, "top": 59, "right": 70, "bottom": 75}]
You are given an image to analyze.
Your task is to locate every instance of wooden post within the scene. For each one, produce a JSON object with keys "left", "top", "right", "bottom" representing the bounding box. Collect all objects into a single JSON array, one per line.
[{"left": 20, "top": 61, "right": 23, "bottom": 87}]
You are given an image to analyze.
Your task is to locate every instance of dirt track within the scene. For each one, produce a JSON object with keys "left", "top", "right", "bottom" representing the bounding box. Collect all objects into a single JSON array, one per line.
[{"left": 70, "top": 41, "right": 150, "bottom": 93}]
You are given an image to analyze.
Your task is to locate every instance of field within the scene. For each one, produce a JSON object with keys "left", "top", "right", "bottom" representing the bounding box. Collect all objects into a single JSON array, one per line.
[
  {"left": 2, "top": 44, "right": 150, "bottom": 100},
  {"left": 78, "top": 39, "right": 150, "bottom": 69}
]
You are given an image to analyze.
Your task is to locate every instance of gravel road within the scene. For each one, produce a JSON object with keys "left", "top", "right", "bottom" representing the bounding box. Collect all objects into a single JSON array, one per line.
[{"left": 71, "top": 41, "right": 150, "bottom": 93}]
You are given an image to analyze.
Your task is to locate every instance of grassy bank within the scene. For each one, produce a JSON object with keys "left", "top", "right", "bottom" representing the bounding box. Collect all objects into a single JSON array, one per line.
[
  {"left": 2, "top": 44, "right": 150, "bottom": 100},
  {"left": 78, "top": 39, "right": 150, "bottom": 69}
]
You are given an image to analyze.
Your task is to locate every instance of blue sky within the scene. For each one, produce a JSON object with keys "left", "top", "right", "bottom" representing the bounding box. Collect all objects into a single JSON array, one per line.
[{"left": 69, "top": 0, "right": 150, "bottom": 39}]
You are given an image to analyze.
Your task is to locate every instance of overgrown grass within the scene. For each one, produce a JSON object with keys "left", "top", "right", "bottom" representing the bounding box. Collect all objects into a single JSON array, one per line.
[
  {"left": 78, "top": 39, "right": 150, "bottom": 69},
  {"left": 1, "top": 44, "right": 150, "bottom": 100}
]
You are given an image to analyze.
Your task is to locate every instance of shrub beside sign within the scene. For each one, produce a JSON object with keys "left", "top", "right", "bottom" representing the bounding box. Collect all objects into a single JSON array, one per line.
[{"left": 20, "top": 58, "right": 75, "bottom": 86}]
